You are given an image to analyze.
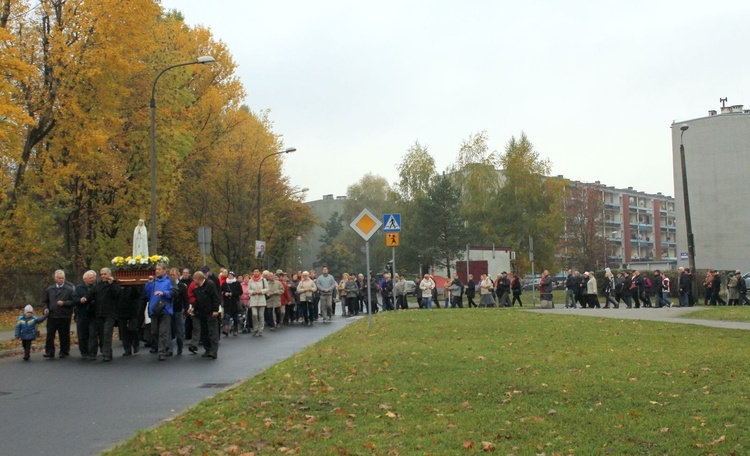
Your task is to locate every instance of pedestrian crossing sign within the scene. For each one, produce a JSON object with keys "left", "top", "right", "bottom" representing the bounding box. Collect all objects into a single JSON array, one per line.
[
  {"left": 386, "top": 233, "right": 400, "bottom": 246},
  {"left": 383, "top": 213, "right": 401, "bottom": 232}
]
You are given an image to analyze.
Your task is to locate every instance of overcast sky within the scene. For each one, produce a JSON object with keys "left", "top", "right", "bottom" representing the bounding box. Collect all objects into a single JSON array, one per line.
[{"left": 161, "top": 0, "right": 750, "bottom": 201}]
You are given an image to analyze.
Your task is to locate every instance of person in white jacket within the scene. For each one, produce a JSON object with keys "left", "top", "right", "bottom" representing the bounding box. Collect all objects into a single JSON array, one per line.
[
  {"left": 247, "top": 268, "right": 268, "bottom": 336},
  {"left": 419, "top": 274, "right": 436, "bottom": 309},
  {"left": 585, "top": 272, "right": 600, "bottom": 308}
]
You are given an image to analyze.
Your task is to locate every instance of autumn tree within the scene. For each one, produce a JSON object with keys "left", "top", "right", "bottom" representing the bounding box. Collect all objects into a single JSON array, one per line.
[
  {"left": 395, "top": 141, "right": 435, "bottom": 202},
  {"left": 449, "top": 131, "right": 501, "bottom": 243},
  {"left": 494, "top": 133, "right": 565, "bottom": 273},
  {"left": 0, "top": 2, "right": 316, "bottom": 290},
  {"left": 561, "top": 185, "right": 611, "bottom": 272},
  {"left": 393, "top": 141, "right": 437, "bottom": 275}
]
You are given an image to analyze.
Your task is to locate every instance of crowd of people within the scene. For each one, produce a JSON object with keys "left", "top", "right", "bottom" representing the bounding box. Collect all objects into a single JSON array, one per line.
[
  {"left": 18, "top": 263, "right": 748, "bottom": 361},
  {"left": 17, "top": 265, "right": 537, "bottom": 362},
  {"left": 560, "top": 266, "right": 749, "bottom": 309}
]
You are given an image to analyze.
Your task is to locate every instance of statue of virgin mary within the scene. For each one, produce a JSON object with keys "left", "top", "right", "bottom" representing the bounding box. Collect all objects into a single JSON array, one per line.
[{"left": 133, "top": 219, "right": 149, "bottom": 258}]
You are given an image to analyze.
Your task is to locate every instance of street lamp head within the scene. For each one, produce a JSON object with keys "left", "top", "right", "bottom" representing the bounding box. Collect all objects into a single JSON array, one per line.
[
  {"left": 283, "top": 147, "right": 297, "bottom": 154},
  {"left": 680, "top": 125, "right": 689, "bottom": 132},
  {"left": 300, "top": 187, "right": 309, "bottom": 192},
  {"left": 196, "top": 56, "right": 216, "bottom": 64}
]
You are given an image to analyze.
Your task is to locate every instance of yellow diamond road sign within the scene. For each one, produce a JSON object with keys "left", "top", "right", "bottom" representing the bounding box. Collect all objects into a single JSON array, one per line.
[{"left": 350, "top": 208, "right": 382, "bottom": 241}]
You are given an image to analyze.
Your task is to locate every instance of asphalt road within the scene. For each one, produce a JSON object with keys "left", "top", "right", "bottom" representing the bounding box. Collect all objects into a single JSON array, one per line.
[{"left": 0, "top": 316, "right": 359, "bottom": 455}]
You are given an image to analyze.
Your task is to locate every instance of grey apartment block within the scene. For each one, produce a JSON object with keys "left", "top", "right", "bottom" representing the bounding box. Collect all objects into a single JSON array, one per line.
[{"left": 672, "top": 103, "right": 750, "bottom": 272}]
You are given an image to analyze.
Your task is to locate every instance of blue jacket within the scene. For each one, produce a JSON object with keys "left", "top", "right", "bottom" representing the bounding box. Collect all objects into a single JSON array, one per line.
[
  {"left": 15, "top": 314, "right": 48, "bottom": 340},
  {"left": 144, "top": 275, "right": 174, "bottom": 317}
]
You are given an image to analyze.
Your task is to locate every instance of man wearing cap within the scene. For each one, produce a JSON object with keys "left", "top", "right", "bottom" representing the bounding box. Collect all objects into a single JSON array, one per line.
[{"left": 727, "top": 271, "right": 740, "bottom": 306}]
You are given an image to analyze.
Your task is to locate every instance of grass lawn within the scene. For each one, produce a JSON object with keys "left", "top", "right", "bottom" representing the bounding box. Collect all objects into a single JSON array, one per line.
[
  {"left": 0, "top": 308, "right": 24, "bottom": 332},
  {"left": 108, "top": 310, "right": 748, "bottom": 455},
  {"left": 681, "top": 306, "right": 750, "bottom": 322}
]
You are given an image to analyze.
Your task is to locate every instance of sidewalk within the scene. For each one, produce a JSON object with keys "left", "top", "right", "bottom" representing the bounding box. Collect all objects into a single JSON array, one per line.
[
  {"left": 525, "top": 304, "right": 750, "bottom": 330},
  {"left": 0, "top": 322, "right": 78, "bottom": 357}
]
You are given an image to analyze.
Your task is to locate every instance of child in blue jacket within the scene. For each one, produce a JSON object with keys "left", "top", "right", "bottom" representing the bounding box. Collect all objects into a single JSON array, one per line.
[{"left": 15, "top": 305, "right": 48, "bottom": 361}]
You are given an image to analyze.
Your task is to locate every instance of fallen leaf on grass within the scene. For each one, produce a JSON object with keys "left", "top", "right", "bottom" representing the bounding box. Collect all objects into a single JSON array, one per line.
[
  {"left": 461, "top": 401, "right": 470, "bottom": 408},
  {"left": 385, "top": 411, "right": 397, "bottom": 418},
  {"left": 710, "top": 435, "right": 726, "bottom": 446},
  {"left": 378, "top": 404, "right": 391, "bottom": 410},
  {"left": 481, "top": 441, "right": 495, "bottom": 451},
  {"left": 463, "top": 441, "right": 474, "bottom": 449}
]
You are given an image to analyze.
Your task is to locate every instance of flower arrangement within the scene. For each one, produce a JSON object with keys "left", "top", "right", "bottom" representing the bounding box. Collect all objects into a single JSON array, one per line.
[{"left": 111, "top": 254, "right": 170, "bottom": 271}]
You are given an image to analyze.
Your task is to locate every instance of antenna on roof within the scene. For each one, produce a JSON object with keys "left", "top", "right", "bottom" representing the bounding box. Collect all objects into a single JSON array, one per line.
[{"left": 720, "top": 97, "right": 728, "bottom": 107}]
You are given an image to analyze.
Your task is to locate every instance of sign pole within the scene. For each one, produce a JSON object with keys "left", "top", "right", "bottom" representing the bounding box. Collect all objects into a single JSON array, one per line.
[
  {"left": 530, "top": 236, "right": 536, "bottom": 306},
  {"left": 366, "top": 240, "right": 373, "bottom": 329}
]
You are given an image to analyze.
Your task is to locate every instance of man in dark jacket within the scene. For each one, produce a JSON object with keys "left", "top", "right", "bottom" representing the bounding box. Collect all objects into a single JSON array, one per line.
[
  {"left": 465, "top": 274, "right": 477, "bottom": 308},
  {"left": 168, "top": 268, "right": 189, "bottom": 354},
  {"left": 115, "top": 285, "right": 142, "bottom": 356},
  {"left": 188, "top": 271, "right": 220, "bottom": 359},
  {"left": 72, "top": 270, "right": 97, "bottom": 359},
  {"left": 630, "top": 271, "right": 646, "bottom": 309},
  {"left": 622, "top": 272, "right": 633, "bottom": 309},
  {"left": 564, "top": 269, "right": 575, "bottom": 308},
  {"left": 42, "top": 270, "right": 76, "bottom": 359},
  {"left": 572, "top": 271, "right": 584, "bottom": 307},
  {"left": 678, "top": 267, "right": 691, "bottom": 307},
  {"left": 496, "top": 272, "right": 511, "bottom": 307},
  {"left": 89, "top": 268, "right": 121, "bottom": 361}
]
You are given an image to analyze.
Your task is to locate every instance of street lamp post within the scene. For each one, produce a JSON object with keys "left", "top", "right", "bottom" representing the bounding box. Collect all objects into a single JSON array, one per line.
[
  {"left": 256, "top": 147, "right": 298, "bottom": 251},
  {"left": 679, "top": 125, "right": 697, "bottom": 295},
  {"left": 150, "top": 55, "right": 215, "bottom": 255}
]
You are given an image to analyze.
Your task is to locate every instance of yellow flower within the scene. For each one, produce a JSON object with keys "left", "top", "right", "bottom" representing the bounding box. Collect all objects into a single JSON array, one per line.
[{"left": 135, "top": 255, "right": 142, "bottom": 261}]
